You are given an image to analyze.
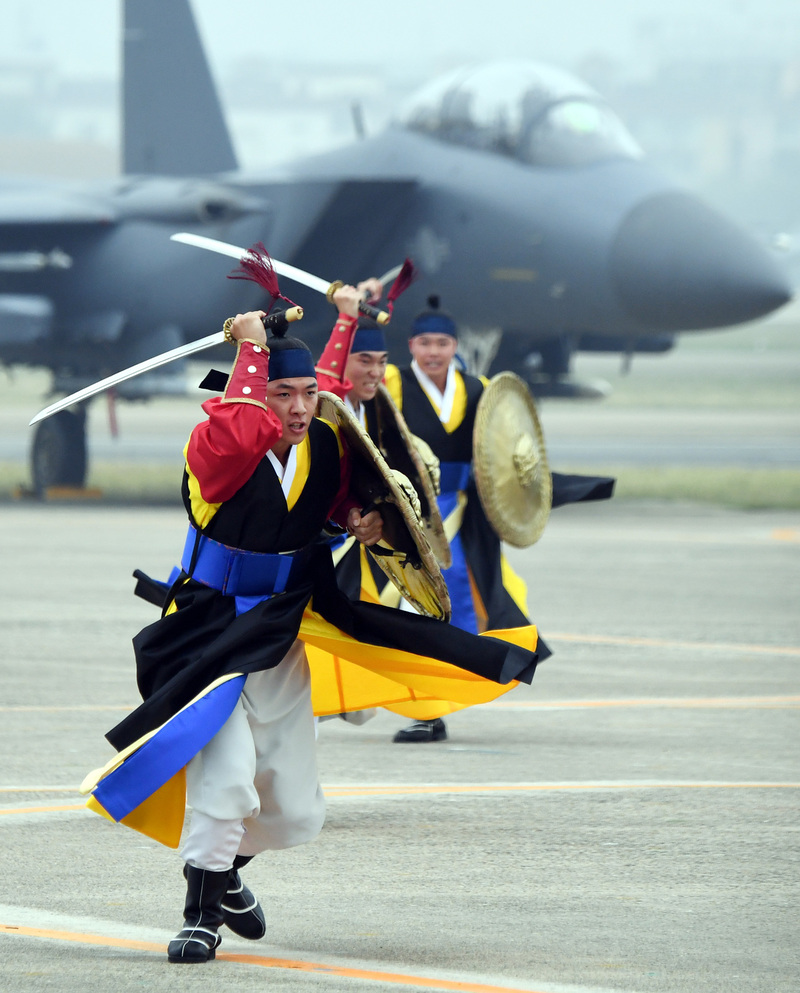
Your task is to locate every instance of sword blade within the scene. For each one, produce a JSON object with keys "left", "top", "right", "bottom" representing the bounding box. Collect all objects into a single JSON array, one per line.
[
  {"left": 378, "top": 263, "right": 403, "bottom": 286},
  {"left": 29, "top": 329, "right": 225, "bottom": 426},
  {"left": 170, "top": 232, "right": 332, "bottom": 297}
]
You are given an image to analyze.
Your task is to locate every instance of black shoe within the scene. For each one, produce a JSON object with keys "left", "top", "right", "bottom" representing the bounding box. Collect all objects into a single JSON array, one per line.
[
  {"left": 168, "top": 865, "right": 228, "bottom": 963},
  {"left": 168, "top": 925, "right": 221, "bottom": 963},
  {"left": 222, "top": 855, "right": 266, "bottom": 940},
  {"left": 392, "top": 718, "right": 448, "bottom": 743}
]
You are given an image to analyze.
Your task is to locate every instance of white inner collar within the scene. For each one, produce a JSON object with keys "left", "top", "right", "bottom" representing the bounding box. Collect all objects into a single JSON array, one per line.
[
  {"left": 344, "top": 393, "right": 366, "bottom": 426},
  {"left": 411, "top": 359, "right": 456, "bottom": 424},
  {"left": 266, "top": 443, "right": 298, "bottom": 500}
]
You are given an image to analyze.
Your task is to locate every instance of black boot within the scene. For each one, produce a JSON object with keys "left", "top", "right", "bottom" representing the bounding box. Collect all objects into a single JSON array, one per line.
[
  {"left": 222, "top": 854, "right": 267, "bottom": 940},
  {"left": 392, "top": 717, "right": 448, "bottom": 743},
  {"left": 167, "top": 865, "right": 229, "bottom": 963}
]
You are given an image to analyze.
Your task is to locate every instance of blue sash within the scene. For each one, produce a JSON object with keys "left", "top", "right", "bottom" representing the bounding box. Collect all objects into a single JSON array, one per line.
[{"left": 181, "top": 526, "right": 311, "bottom": 598}]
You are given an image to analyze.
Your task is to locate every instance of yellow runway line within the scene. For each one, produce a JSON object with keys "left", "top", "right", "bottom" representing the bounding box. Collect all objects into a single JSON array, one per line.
[
  {"left": 489, "top": 695, "right": 800, "bottom": 710},
  {"left": 0, "top": 705, "right": 132, "bottom": 713},
  {"left": 0, "top": 804, "right": 85, "bottom": 816},
  {"left": 0, "top": 787, "right": 79, "bottom": 793},
  {"left": 546, "top": 633, "right": 800, "bottom": 656},
  {"left": 323, "top": 782, "right": 800, "bottom": 797},
  {"left": 0, "top": 923, "right": 551, "bottom": 992},
  {"left": 0, "top": 924, "right": 158, "bottom": 952},
  {"left": 3, "top": 782, "right": 798, "bottom": 818}
]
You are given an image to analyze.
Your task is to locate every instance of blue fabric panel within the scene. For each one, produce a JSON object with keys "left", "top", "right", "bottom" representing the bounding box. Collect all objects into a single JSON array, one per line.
[
  {"left": 437, "top": 490, "right": 478, "bottom": 634},
  {"left": 92, "top": 675, "right": 246, "bottom": 822},
  {"left": 234, "top": 593, "right": 272, "bottom": 616},
  {"left": 438, "top": 462, "right": 471, "bottom": 494}
]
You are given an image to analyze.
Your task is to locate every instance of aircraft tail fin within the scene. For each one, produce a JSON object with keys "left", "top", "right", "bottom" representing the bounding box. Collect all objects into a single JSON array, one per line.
[{"left": 123, "top": 0, "right": 237, "bottom": 176}]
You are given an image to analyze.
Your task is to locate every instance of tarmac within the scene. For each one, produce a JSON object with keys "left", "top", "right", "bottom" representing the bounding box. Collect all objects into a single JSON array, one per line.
[{"left": 1, "top": 498, "right": 798, "bottom": 992}]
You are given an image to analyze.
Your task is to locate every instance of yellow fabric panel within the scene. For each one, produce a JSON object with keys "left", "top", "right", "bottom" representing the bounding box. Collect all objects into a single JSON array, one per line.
[
  {"left": 183, "top": 441, "right": 222, "bottom": 529},
  {"left": 443, "top": 490, "right": 468, "bottom": 540},
  {"left": 443, "top": 372, "right": 468, "bottom": 434},
  {"left": 86, "top": 769, "right": 186, "bottom": 849},
  {"left": 302, "top": 605, "right": 537, "bottom": 716},
  {"left": 285, "top": 434, "right": 310, "bottom": 511},
  {"left": 384, "top": 698, "right": 473, "bottom": 720},
  {"left": 85, "top": 794, "right": 115, "bottom": 824},
  {"left": 500, "top": 554, "right": 529, "bottom": 615},
  {"left": 317, "top": 416, "right": 344, "bottom": 457},
  {"left": 379, "top": 582, "right": 403, "bottom": 609},
  {"left": 306, "top": 645, "right": 426, "bottom": 715},
  {"left": 383, "top": 624, "right": 538, "bottom": 719},
  {"left": 383, "top": 364, "right": 403, "bottom": 409},
  {"left": 117, "top": 769, "right": 186, "bottom": 848},
  {"left": 467, "top": 564, "right": 489, "bottom": 634}
]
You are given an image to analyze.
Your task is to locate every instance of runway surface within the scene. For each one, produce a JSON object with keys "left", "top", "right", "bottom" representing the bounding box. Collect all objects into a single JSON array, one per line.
[
  {"left": 1, "top": 501, "right": 798, "bottom": 992},
  {"left": 4, "top": 344, "right": 800, "bottom": 472}
]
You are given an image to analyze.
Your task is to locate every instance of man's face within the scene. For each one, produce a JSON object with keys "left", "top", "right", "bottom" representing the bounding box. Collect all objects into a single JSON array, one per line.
[
  {"left": 266, "top": 377, "right": 318, "bottom": 444},
  {"left": 345, "top": 350, "right": 388, "bottom": 402},
  {"left": 408, "top": 334, "right": 458, "bottom": 381}
]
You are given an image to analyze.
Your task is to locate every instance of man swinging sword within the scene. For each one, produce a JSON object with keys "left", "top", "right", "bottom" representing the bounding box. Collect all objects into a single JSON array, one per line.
[{"left": 80, "top": 249, "right": 541, "bottom": 964}]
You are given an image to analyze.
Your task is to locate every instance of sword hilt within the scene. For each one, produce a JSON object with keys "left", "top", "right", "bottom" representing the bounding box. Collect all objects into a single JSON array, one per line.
[
  {"left": 262, "top": 306, "right": 303, "bottom": 332},
  {"left": 222, "top": 306, "right": 303, "bottom": 343},
  {"left": 358, "top": 300, "right": 391, "bottom": 326},
  {"left": 325, "top": 280, "right": 391, "bottom": 326}
]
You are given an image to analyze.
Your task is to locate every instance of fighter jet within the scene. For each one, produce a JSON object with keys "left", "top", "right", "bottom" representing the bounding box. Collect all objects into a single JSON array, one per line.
[{"left": 0, "top": 0, "right": 791, "bottom": 492}]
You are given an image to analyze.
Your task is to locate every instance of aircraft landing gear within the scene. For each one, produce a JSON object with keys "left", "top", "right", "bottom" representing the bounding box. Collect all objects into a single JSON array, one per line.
[
  {"left": 30, "top": 407, "right": 88, "bottom": 494},
  {"left": 488, "top": 334, "right": 609, "bottom": 398}
]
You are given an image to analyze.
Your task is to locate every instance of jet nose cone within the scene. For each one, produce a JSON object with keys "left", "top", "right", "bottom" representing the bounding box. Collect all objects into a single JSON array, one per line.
[{"left": 611, "top": 192, "right": 792, "bottom": 330}]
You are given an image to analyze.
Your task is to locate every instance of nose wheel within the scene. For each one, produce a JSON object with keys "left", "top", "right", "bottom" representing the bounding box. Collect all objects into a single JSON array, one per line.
[{"left": 30, "top": 407, "right": 88, "bottom": 494}]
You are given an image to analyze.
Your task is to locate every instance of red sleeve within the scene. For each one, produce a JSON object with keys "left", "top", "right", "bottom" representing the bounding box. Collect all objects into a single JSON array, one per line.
[
  {"left": 315, "top": 312, "right": 358, "bottom": 399},
  {"left": 186, "top": 338, "right": 283, "bottom": 503}
]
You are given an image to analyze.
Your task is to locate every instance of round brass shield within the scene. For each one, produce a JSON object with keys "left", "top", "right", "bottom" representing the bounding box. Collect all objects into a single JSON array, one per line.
[
  {"left": 317, "top": 391, "right": 451, "bottom": 621},
  {"left": 473, "top": 372, "right": 552, "bottom": 548},
  {"left": 372, "top": 384, "right": 451, "bottom": 569}
]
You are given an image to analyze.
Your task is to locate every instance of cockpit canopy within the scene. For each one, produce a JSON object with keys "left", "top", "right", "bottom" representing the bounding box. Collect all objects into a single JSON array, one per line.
[{"left": 395, "top": 60, "right": 643, "bottom": 168}]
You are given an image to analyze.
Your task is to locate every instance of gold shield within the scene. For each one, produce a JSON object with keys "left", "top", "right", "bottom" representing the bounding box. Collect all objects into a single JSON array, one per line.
[
  {"left": 473, "top": 372, "right": 552, "bottom": 548},
  {"left": 317, "top": 391, "right": 451, "bottom": 621},
  {"left": 371, "top": 384, "right": 452, "bottom": 569}
]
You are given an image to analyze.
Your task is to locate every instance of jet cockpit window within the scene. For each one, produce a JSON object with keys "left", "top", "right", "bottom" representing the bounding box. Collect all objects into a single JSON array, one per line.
[
  {"left": 397, "top": 61, "right": 642, "bottom": 168},
  {"left": 521, "top": 99, "right": 643, "bottom": 167}
]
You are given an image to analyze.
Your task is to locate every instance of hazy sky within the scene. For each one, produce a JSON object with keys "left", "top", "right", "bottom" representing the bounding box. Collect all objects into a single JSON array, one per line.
[{"left": 1, "top": 0, "right": 797, "bottom": 80}]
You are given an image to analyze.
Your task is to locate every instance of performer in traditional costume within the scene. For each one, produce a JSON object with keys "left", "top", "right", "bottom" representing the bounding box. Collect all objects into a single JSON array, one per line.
[
  {"left": 81, "top": 265, "right": 541, "bottom": 965},
  {"left": 380, "top": 296, "right": 615, "bottom": 742}
]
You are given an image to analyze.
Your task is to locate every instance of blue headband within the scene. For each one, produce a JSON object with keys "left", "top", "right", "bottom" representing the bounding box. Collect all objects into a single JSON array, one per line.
[
  {"left": 410, "top": 311, "right": 457, "bottom": 338},
  {"left": 352, "top": 326, "right": 387, "bottom": 353},
  {"left": 268, "top": 347, "right": 316, "bottom": 381}
]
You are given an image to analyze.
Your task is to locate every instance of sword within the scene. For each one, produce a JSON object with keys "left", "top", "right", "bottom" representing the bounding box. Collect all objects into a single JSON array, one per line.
[
  {"left": 28, "top": 307, "right": 302, "bottom": 426},
  {"left": 170, "top": 232, "right": 391, "bottom": 325}
]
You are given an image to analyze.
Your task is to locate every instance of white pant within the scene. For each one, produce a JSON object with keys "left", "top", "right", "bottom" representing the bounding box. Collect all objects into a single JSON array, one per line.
[{"left": 181, "top": 641, "right": 326, "bottom": 870}]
